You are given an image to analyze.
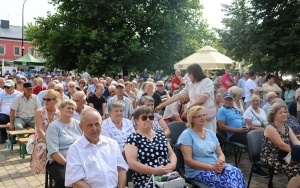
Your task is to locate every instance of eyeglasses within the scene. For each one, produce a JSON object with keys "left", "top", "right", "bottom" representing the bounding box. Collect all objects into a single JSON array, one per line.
[
  {"left": 69, "top": 85, "right": 75, "bottom": 88},
  {"left": 79, "top": 82, "right": 85, "bottom": 84},
  {"left": 55, "top": 89, "right": 62, "bottom": 92},
  {"left": 141, "top": 115, "right": 154, "bottom": 121},
  {"left": 43, "top": 98, "right": 55, "bottom": 102},
  {"left": 193, "top": 114, "right": 207, "bottom": 119},
  {"left": 4, "top": 86, "right": 12, "bottom": 89},
  {"left": 156, "top": 85, "right": 163, "bottom": 87}
]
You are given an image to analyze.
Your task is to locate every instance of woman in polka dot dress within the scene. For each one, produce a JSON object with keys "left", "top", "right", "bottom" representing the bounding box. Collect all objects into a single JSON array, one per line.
[{"left": 125, "top": 106, "right": 177, "bottom": 187}]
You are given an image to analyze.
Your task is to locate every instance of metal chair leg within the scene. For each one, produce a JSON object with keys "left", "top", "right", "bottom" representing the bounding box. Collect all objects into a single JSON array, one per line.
[{"left": 247, "top": 164, "right": 255, "bottom": 188}]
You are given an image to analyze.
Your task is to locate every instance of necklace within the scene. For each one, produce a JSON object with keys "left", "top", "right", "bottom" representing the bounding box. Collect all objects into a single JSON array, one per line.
[{"left": 193, "top": 129, "right": 206, "bottom": 139}]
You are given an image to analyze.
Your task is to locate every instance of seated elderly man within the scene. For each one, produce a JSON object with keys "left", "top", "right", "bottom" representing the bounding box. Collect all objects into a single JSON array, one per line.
[
  {"left": 72, "top": 91, "right": 92, "bottom": 121},
  {"left": 217, "top": 92, "right": 248, "bottom": 145},
  {"left": 65, "top": 108, "right": 128, "bottom": 188},
  {"left": 217, "top": 92, "right": 268, "bottom": 177}
]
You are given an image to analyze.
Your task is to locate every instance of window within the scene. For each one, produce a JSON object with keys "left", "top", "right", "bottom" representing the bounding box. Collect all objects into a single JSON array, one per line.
[
  {"left": 14, "top": 46, "right": 21, "bottom": 56},
  {"left": 28, "top": 47, "right": 34, "bottom": 56},
  {"left": 0, "top": 44, "right": 5, "bottom": 55}
]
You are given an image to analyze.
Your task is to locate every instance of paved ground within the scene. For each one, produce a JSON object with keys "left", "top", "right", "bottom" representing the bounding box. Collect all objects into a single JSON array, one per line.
[{"left": 0, "top": 143, "right": 289, "bottom": 188}]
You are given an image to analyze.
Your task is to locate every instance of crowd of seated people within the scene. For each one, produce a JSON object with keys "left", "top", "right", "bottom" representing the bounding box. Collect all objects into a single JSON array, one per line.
[{"left": 2, "top": 66, "right": 300, "bottom": 187}]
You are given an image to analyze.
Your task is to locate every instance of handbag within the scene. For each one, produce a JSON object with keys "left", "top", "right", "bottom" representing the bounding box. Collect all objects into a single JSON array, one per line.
[
  {"left": 145, "top": 173, "right": 187, "bottom": 188},
  {"left": 26, "top": 138, "right": 34, "bottom": 154},
  {"left": 205, "top": 107, "right": 217, "bottom": 121},
  {"left": 250, "top": 110, "right": 267, "bottom": 127}
]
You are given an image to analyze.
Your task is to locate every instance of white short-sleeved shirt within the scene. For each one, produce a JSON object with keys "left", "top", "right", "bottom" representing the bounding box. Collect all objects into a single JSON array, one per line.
[
  {"left": 65, "top": 135, "right": 128, "bottom": 188},
  {"left": 179, "top": 78, "right": 216, "bottom": 133},
  {"left": 245, "top": 79, "right": 257, "bottom": 102},
  {"left": 10, "top": 94, "right": 42, "bottom": 118},
  {"left": 243, "top": 106, "right": 267, "bottom": 127},
  {"left": 163, "top": 101, "right": 180, "bottom": 119},
  {"left": 0, "top": 90, "right": 22, "bottom": 115},
  {"left": 101, "top": 117, "right": 135, "bottom": 151}
]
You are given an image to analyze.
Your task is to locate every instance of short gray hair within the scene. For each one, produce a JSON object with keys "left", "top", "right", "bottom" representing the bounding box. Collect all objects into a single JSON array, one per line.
[
  {"left": 266, "top": 92, "right": 276, "bottom": 100},
  {"left": 108, "top": 101, "right": 124, "bottom": 112},
  {"left": 139, "top": 96, "right": 154, "bottom": 106}
]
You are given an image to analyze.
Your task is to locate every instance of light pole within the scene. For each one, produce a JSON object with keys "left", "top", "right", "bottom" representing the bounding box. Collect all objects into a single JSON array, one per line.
[{"left": 21, "top": 0, "right": 27, "bottom": 56}]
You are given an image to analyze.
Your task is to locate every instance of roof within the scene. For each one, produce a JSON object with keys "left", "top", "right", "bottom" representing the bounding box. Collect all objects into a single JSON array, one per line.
[{"left": 0, "top": 25, "right": 24, "bottom": 40}]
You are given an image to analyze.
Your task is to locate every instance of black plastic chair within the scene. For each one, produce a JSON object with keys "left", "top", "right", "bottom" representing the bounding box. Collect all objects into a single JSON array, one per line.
[
  {"left": 167, "top": 121, "right": 187, "bottom": 146},
  {"left": 247, "top": 130, "right": 275, "bottom": 188},
  {"left": 174, "top": 147, "right": 210, "bottom": 188},
  {"left": 217, "top": 125, "right": 247, "bottom": 167}
]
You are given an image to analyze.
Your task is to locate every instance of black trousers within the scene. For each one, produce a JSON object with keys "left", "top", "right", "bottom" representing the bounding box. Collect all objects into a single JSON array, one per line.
[
  {"left": 47, "top": 161, "right": 66, "bottom": 188},
  {"left": 0, "top": 113, "right": 9, "bottom": 141},
  {"left": 229, "top": 132, "right": 248, "bottom": 147}
]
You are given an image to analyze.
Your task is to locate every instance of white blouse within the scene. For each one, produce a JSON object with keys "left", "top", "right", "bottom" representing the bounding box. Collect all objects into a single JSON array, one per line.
[{"left": 101, "top": 117, "right": 135, "bottom": 151}]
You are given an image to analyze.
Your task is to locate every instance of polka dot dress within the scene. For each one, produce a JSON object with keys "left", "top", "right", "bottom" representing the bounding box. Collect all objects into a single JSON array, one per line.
[{"left": 126, "top": 131, "right": 170, "bottom": 188}]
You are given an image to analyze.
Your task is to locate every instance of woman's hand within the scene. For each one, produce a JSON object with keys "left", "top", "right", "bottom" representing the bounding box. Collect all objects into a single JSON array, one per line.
[
  {"left": 155, "top": 105, "right": 163, "bottom": 113},
  {"left": 181, "top": 109, "right": 188, "bottom": 118},
  {"left": 153, "top": 165, "right": 172, "bottom": 176}
]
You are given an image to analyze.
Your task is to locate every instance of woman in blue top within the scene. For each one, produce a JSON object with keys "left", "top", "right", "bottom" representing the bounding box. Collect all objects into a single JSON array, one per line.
[{"left": 177, "top": 106, "right": 246, "bottom": 187}]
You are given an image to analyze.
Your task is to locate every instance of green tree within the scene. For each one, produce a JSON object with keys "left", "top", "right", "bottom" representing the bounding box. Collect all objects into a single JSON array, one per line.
[
  {"left": 218, "top": 0, "right": 300, "bottom": 74},
  {"left": 26, "top": 0, "right": 214, "bottom": 75}
]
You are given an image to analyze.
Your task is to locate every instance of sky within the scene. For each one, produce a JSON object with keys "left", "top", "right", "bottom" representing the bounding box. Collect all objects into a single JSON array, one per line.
[{"left": 0, "top": 0, "right": 232, "bottom": 28}]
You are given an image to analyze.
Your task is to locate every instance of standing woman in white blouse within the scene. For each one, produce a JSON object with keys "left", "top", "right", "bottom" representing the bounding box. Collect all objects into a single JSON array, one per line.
[
  {"left": 101, "top": 101, "right": 135, "bottom": 151},
  {"left": 156, "top": 63, "right": 216, "bottom": 133}
]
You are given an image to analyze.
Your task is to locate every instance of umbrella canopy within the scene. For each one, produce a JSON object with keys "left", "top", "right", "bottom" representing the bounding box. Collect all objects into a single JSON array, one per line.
[
  {"left": 174, "top": 46, "right": 234, "bottom": 70},
  {"left": 13, "top": 53, "right": 44, "bottom": 66}
]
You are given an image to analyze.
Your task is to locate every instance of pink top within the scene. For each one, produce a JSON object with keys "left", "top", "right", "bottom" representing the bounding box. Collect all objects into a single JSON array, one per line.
[{"left": 34, "top": 107, "right": 60, "bottom": 142}]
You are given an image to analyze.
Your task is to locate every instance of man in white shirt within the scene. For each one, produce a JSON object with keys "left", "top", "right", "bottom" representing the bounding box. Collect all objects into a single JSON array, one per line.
[
  {"left": 244, "top": 70, "right": 257, "bottom": 108},
  {"left": 65, "top": 108, "right": 128, "bottom": 188}
]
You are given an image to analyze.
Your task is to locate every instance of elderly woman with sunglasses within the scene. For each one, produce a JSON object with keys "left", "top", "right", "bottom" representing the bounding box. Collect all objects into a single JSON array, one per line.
[
  {"left": 177, "top": 106, "right": 246, "bottom": 187},
  {"left": 124, "top": 106, "right": 177, "bottom": 187},
  {"left": 137, "top": 96, "right": 171, "bottom": 137},
  {"left": 46, "top": 100, "right": 82, "bottom": 188},
  {"left": 101, "top": 101, "right": 135, "bottom": 151},
  {"left": 31, "top": 89, "right": 60, "bottom": 175},
  {"left": 78, "top": 78, "right": 87, "bottom": 94}
]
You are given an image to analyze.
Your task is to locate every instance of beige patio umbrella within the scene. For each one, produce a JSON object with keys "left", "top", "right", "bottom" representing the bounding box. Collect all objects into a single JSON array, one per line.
[{"left": 174, "top": 45, "right": 234, "bottom": 70}]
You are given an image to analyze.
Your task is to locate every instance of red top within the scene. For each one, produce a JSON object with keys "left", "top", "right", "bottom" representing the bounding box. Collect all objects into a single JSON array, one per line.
[
  {"left": 221, "top": 74, "right": 233, "bottom": 91},
  {"left": 33, "top": 86, "right": 47, "bottom": 95},
  {"left": 171, "top": 76, "right": 181, "bottom": 93}
]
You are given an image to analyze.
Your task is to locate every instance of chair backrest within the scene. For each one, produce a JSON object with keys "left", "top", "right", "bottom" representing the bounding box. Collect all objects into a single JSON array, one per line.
[
  {"left": 246, "top": 129, "right": 264, "bottom": 163},
  {"left": 167, "top": 121, "right": 187, "bottom": 145},
  {"left": 174, "top": 146, "right": 185, "bottom": 174}
]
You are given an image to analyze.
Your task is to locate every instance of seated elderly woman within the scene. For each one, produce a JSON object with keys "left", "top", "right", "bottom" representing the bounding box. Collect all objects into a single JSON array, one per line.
[
  {"left": 101, "top": 101, "right": 135, "bottom": 151},
  {"left": 261, "top": 103, "right": 300, "bottom": 178},
  {"left": 177, "top": 106, "right": 246, "bottom": 187},
  {"left": 124, "top": 106, "right": 177, "bottom": 187},
  {"left": 272, "top": 98, "right": 300, "bottom": 136},
  {"left": 228, "top": 86, "right": 245, "bottom": 114},
  {"left": 243, "top": 95, "right": 268, "bottom": 130},
  {"left": 135, "top": 96, "right": 171, "bottom": 137},
  {"left": 46, "top": 100, "right": 82, "bottom": 188}
]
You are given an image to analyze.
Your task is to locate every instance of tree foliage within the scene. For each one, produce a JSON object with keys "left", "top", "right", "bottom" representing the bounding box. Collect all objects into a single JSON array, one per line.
[
  {"left": 218, "top": 0, "right": 300, "bottom": 74},
  {"left": 26, "top": 0, "right": 215, "bottom": 75}
]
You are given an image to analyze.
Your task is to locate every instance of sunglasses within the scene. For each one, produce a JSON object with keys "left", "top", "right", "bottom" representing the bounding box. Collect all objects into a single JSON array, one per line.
[
  {"left": 43, "top": 98, "right": 55, "bottom": 102},
  {"left": 156, "top": 85, "right": 163, "bottom": 87},
  {"left": 79, "top": 82, "right": 85, "bottom": 84},
  {"left": 141, "top": 115, "right": 154, "bottom": 121},
  {"left": 4, "top": 86, "right": 12, "bottom": 89}
]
